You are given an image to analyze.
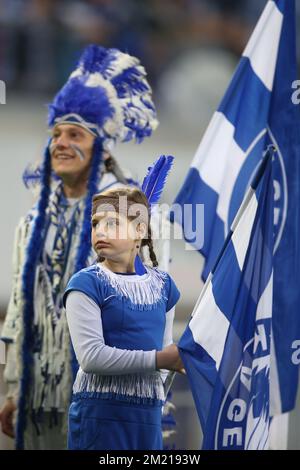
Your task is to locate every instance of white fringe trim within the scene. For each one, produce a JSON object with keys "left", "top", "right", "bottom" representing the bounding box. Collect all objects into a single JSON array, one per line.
[
  {"left": 96, "top": 263, "right": 168, "bottom": 310},
  {"left": 73, "top": 368, "right": 165, "bottom": 402}
]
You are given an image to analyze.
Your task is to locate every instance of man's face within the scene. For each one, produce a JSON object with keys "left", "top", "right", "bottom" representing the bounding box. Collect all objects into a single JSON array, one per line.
[{"left": 50, "top": 124, "right": 95, "bottom": 180}]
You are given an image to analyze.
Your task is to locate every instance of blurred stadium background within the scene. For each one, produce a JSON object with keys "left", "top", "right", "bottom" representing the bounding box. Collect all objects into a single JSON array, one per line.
[{"left": 0, "top": 0, "right": 299, "bottom": 450}]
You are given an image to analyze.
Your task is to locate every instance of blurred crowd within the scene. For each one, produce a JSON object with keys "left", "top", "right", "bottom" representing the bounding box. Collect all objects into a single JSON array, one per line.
[{"left": 0, "top": 0, "right": 280, "bottom": 95}]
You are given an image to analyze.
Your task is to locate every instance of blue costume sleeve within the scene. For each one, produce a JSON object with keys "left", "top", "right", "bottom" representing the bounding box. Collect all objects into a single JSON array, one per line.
[
  {"left": 166, "top": 274, "right": 180, "bottom": 311},
  {"left": 63, "top": 268, "right": 103, "bottom": 308}
]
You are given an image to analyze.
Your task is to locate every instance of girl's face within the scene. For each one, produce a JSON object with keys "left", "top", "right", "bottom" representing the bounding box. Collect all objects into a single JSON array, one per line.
[{"left": 92, "top": 210, "right": 146, "bottom": 262}]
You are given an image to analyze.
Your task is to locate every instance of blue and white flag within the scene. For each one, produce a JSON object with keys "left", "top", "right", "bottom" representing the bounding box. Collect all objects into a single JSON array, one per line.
[
  {"left": 171, "top": 0, "right": 300, "bottom": 414},
  {"left": 178, "top": 149, "right": 274, "bottom": 450}
]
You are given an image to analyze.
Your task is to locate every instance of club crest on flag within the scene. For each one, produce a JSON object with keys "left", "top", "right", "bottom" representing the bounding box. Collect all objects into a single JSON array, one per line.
[{"left": 216, "top": 316, "right": 271, "bottom": 450}]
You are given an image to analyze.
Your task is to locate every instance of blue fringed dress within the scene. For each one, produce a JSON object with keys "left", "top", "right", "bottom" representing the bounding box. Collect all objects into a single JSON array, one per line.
[{"left": 63, "top": 263, "right": 180, "bottom": 450}]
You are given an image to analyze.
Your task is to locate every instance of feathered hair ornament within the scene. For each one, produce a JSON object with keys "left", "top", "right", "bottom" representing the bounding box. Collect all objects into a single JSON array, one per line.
[
  {"left": 141, "top": 155, "right": 174, "bottom": 209},
  {"left": 135, "top": 155, "right": 174, "bottom": 274}
]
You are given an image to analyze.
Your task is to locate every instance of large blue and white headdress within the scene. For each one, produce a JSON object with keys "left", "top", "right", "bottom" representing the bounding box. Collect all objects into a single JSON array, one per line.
[
  {"left": 48, "top": 44, "right": 158, "bottom": 149},
  {"left": 23, "top": 45, "right": 159, "bottom": 191}
]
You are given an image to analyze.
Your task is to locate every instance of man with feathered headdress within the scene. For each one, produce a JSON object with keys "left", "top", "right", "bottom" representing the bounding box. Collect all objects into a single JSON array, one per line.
[{"left": 0, "top": 45, "right": 171, "bottom": 449}]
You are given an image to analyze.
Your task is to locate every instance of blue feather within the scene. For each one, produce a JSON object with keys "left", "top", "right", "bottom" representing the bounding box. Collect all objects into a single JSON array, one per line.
[
  {"left": 136, "top": 156, "right": 174, "bottom": 275},
  {"left": 78, "top": 45, "right": 118, "bottom": 77},
  {"left": 111, "top": 67, "right": 150, "bottom": 96},
  {"left": 141, "top": 155, "right": 174, "bottom": 207}
]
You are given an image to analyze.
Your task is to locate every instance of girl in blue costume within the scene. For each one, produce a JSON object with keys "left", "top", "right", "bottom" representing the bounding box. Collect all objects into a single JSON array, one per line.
[{"left": 63, "top": 168, "right": 184, "bottom": 450}]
